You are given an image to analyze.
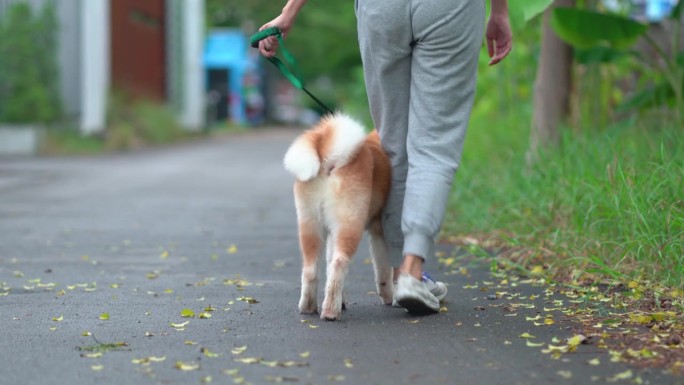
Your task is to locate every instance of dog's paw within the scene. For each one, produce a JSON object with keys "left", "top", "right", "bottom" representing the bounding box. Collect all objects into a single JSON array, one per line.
[
  {"left": 320, "top": 308, "right": 340, "bottom": 321},
  {"left": 299, "top": 297, "right": 318, "bottom": 314},
  {"left": 320, "top": 298, "right": 341, "bottom": 320}
]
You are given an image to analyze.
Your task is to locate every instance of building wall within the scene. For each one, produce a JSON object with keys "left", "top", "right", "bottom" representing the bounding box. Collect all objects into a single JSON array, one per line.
[{"left": 1, "top": 0, "right": 203, "bottom": 134}]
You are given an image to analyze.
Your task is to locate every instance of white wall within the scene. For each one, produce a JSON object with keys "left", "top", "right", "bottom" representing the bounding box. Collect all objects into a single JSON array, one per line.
[
  {"left": 79, "top": 0, "right": 109, "bottom": 135},
  {"left": 179, "top": 0, "right": 205, "bottom": 131}
]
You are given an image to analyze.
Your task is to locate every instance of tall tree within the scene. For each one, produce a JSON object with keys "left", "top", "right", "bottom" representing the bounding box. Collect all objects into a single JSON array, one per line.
[{"left": 527, "top": 0, "right": 575, "bottom": 165}]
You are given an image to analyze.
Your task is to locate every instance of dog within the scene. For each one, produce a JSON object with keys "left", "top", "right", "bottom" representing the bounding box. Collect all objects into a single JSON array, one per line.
[{"left": 283, "top": 113, "right": 392, "bottom": 320}]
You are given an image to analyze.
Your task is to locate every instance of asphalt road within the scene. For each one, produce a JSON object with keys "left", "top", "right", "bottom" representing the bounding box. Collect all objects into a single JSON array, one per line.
[{"left": 0, "top": 129, "right": 680, "bottom": 385}]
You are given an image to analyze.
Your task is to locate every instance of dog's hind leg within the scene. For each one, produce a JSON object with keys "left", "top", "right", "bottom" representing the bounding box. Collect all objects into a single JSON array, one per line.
[
  {"left": 326, "top": 236, "right": 347, "bottom": 310},
  {"left": 298, "top": 218, "right": 323, "bottom": 314},
  {"left": 368, "top": 218, "right": 393, "bottom": 305},
  {"left": 321, "top": 223, "right": 363, "bottom": 321}
]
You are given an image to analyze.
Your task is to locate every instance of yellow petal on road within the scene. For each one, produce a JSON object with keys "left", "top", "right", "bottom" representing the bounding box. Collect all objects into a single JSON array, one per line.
[
  {"left": 519, "top": 332, "right": 536, "bottom": 339},
  {"left": 588, "top": 358, "right": 601, "bottom": 366},
  {"left": 567, "top": 334, "right": 586, "bottom": 347},
  {"left": 174, "top": 361, "right": 200, "bottom": 371},
  {"left": 202, "top": 348, "right": 221, "bottom": 358},
  {"left": 299, "top": 351, "right": 310, "bottom": 358},
  {"left": 170, "top": 321, "right": 190, "bottom": 328},
  {"left": 231, "top": 346, "right": 247, "bottom": 355},
  {"left": 234, "top": 357, "right": 261, "bottom": 364},
  {"left": 91, "top": 364, "right": 104, "bottom": 371},
  {"left": 526, "top": 340, "right": 545, "bottom": 347},
  {"left": 52, "top": 315, "right": 63, "bottom": 322},
  {"left": 607, "top": 370, "right": 633, "bottom": 382},
  {"left": 181, "top": 309, "right": 195, "bottom": 318},
  {"left": 227, "top": 244, "right": 238, "bottom": 254},
  {"left": 99, "top": 313, "right": 110, "bottom": 320}
]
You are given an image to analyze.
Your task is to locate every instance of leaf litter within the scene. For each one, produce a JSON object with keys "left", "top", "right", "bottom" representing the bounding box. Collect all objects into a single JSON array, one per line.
[{"left": 437, "top": 244, "right": 684, "bottom": 375}]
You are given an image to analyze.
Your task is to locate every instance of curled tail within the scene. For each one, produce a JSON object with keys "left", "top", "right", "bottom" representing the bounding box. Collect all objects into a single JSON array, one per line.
[{"left": 283, "top": 113, "right": 367, "bottom": 182}]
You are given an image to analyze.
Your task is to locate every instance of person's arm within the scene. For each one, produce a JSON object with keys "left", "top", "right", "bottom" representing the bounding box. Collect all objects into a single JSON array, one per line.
[
  {"left": 258, "top": 0, "right": 309, "bottom": 57},
  {"left": 487, "top": 0, "right": 512, "bottom": 65}
]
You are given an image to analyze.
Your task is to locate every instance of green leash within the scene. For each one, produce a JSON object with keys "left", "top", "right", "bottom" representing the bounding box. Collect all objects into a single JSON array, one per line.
[{"left": 249, "top": 27, "right": 334, "bottom": 115}]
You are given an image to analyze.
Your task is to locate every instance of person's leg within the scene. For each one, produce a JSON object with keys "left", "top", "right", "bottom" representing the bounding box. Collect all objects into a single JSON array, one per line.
[
  {"left": 401, "top": 0, "right": 485, "bottom": 269},
  {"left": 355, "top": 0, "right": 412, "bottom": 269}
]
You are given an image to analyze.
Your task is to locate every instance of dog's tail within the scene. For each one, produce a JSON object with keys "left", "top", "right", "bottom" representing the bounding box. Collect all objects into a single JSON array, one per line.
[{"left": 283, "top": 113, "right": 367, "bottom": 182}]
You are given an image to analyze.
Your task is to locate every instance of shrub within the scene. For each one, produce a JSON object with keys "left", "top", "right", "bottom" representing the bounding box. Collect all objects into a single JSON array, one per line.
[{"left": 0, "top": 2, "right": 62, "bottom": 124}]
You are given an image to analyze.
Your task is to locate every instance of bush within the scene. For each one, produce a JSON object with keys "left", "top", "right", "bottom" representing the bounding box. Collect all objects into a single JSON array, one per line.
[{"left": 0, "top": 2, "right": 62, "bottom": 124}]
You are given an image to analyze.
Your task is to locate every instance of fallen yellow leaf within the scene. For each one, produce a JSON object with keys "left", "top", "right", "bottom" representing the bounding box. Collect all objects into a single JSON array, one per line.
[
  {"left": 174, "top": 361, "right": 200, "bottom": 371},
  {"left": 234, "top": 357, "right": 260, "bottom": 364}
]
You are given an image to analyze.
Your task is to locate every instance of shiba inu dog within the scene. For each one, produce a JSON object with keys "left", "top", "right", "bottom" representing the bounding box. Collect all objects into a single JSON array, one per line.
[{"left": 283, "top": 113, "right": 392, "bottom": 320}]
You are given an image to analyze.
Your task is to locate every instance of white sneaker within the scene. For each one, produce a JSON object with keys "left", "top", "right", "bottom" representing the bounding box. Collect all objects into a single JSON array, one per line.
[
  {"left": 394, "top": 273, "right": 440, "bottom": 314},
  {"left": 422, "top": 272, "right": 447, "bottom": 302},
  {"left": 392, "top": 272, "right": 447, "bottom": 307}
]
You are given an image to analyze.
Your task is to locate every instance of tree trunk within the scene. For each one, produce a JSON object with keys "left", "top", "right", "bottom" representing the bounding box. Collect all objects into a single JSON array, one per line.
[{"left": 527, "top": 0, "right": 575, "bottom": 165}]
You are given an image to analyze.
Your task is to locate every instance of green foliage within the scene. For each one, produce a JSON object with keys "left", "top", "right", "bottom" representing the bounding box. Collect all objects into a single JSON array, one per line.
[
  {"left": 550, "top": 8, "right": 648, "bottom": 49},
  {"left": 0, "top": 2, "right": 62, "bottom": 124},
  {"left": 508, "top": 0, "right": 554, "bottom": 29},
  {"left": 106, "top": 92, "right": 188, "bottom": 151},
  {"left": 448, "top": 98, "right": 684, "bottom": 288},
  {"left": 549, "top": 5, "right": 684, "bottom": 125}
]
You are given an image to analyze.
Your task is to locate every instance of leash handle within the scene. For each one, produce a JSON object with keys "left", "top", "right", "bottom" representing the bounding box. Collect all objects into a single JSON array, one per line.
[
  {"left": 248, "top": 28, "right": 333, "bottom": 115},
  {"left": 249, "top": 27, "right": 281, "bottom": 49}
]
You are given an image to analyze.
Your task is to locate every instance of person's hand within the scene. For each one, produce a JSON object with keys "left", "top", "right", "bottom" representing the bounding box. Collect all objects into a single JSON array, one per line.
[
  {"left": 486, "top": 12, "right": 512, "bottom": 65},
  {"left": 258, "top": 14, "right": 294, "bottom": 58}
]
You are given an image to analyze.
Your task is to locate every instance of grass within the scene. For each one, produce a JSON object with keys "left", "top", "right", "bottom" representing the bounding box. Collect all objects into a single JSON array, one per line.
[
  {"left": 40, "top": 92, "right": 197, "bottom": 155},
  {"left": 444, "top": 100, "right": 684, "bottom": 289},
  {"left": 41, "top": 128, "right": 105, "bottom": 155}
]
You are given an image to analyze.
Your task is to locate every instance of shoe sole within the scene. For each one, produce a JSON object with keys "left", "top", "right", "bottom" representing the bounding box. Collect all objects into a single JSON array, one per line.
[{"left": 397, "top": 297, "right": 439, "bottom": 315}]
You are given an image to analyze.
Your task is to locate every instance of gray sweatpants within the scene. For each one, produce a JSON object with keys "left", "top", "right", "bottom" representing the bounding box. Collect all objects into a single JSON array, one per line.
[{"left": 355, "top": 0, "right": 485, "bottom": 266}]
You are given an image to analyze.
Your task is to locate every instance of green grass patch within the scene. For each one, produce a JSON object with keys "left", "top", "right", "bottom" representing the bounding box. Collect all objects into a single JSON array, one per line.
[
  {"left": 39, "top": 93, "right": 199, "bottom": 155},
  {"left": 446, "top": 104, "right": 684, "bottom": 289},
  {"left": 41, "top": 128, "right": 105, "bottom": 155}
]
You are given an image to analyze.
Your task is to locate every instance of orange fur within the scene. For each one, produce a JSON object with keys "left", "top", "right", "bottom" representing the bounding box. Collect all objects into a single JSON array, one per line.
[{"left": 286, "top": 115, "right": 392, "bottom": 320}]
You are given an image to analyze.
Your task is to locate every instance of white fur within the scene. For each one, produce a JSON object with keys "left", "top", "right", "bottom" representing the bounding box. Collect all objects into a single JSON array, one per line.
[
  {"left": 283, "top": 139, "right": 320, "bottom": 182},
  {"left": 325, "top": 114, "right": 366, "bottom": 169},
  {"left": 283, "top": 113, "right": 366, "bottom": 182}
]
